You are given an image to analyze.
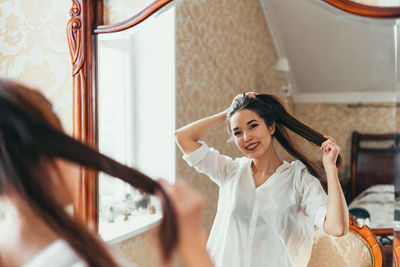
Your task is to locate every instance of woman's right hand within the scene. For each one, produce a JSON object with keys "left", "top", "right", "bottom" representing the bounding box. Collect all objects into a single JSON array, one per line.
[
  {"left": 158, "top": 179, "right": 214, "bottom": 267},
  {"left": 230, "top": 91, "right": 258, "bottom": 108}
]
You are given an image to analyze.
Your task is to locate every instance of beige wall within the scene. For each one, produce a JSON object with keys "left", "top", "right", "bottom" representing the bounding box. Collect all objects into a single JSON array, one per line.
[
  {"left": 293, "top": 103, "right": 396, "bottom": 181},
  {"left": 0, "top": 0, "right": 73, "bottom": 134}
]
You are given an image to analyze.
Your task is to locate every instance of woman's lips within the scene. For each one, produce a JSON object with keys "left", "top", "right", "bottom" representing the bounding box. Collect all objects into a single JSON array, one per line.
[{"left": 246, "top": 142, "right": 259, "bottom": 151}]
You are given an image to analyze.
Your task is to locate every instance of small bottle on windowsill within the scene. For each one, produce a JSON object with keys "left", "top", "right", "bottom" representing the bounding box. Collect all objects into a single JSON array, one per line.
[{"left": 107, "top": 206, "right": 115, "bottom": 223}]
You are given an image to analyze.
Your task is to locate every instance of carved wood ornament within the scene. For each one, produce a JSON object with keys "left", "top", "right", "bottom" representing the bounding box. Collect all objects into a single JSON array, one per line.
[{"left": 67, "top": 0, "right": 98, "bottom": 230}]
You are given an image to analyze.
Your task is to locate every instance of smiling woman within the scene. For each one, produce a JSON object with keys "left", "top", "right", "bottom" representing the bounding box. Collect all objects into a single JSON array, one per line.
[{"left": 174, "top": 93, "right": 349, "bottom": 267}]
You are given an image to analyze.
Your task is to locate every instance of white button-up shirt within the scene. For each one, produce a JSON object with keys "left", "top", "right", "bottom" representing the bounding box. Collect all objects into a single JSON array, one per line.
[
  {"left": 183, "top": 141, "right": 328, "bottom": 267},
  {"left": 23, "top": 240, "right": 87, "bottom": 267}
]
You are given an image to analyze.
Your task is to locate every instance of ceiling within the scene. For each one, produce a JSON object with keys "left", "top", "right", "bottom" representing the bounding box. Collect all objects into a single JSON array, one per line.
[{"left": 258, "top": 0, "right": 399, "bottom": 103}]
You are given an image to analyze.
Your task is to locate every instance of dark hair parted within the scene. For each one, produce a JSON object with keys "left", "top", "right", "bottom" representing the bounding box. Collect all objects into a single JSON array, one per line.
[
  {"left": 0, "top": 79, "right": 177, "bottom": 266},
  {"left": 228, "top": 94, "right": 342, "bottom": 179}
]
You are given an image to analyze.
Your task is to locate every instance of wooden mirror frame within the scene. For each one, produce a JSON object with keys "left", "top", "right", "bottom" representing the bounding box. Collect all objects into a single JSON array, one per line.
[
  {"left": 66, "top": 0, "right": 400, "bottom": 236},
  {"left": 323, "top": 0, "right": 400, "bottom": 17},
  {"left": 66, "top": 0, "right": 173, "bottom": 230}
]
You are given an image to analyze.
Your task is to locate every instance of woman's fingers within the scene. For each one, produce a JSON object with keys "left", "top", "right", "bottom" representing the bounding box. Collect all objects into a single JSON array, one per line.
[
  {"left": 321, "top": 135, "right": 337, "bottom": 152},
  {"left": 322, "top": 143, "right": 340, "bottom": 153},
  {"left": 324, "top": 135, "right": 336, "bottom": 143},
  {"left": 232, "top": 92, "right": 258, "bottom": 102},
  {"left": 158, "top": 179, "right": 173, "bottom": 195},
  {"left": 321, "top": 139, "right": 340, "bottom": 153},
  {"left": 157, "top": 179, "right": 205, "bottom": 218},
  {"left": 246, "top": 92, "right": 258, "bottom": 98}
]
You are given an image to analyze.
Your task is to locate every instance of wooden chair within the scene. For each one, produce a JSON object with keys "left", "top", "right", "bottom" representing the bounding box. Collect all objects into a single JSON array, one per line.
[
  {"left": 393, "top": 231, "right": 400, "bottom": 267},
  {"left": 308, "top": 214, "right": 382, "bottom": 267}
]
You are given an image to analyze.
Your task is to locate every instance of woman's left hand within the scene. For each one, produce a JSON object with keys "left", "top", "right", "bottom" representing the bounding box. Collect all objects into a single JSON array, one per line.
[{"left": 321, "top": 135, "right": 340, "bottom": 168}]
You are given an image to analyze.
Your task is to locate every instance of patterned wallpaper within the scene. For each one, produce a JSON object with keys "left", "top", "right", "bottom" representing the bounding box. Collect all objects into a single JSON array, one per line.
[
  {"left": 0, "top": 0, "right": 73, "bottom": 134},
  {"left": 103, "top": 0, "right": 152, "bottom": 25},
  {"left": 293, "top": 103, "right": 396, "bottom": 181}
]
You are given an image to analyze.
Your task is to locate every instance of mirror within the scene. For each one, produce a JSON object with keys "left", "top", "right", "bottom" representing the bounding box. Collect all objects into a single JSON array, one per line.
[
  {"left": 96, "top": 5, "right": 176, "bottom": 242},
  {"left": 67, "top": 0, "right": 400, "bottom": 265}
]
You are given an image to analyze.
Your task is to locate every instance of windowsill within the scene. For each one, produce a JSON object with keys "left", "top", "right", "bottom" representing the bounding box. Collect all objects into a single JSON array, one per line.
[{"left": 99, "top": 213, "right": 162, "bottom": 244}]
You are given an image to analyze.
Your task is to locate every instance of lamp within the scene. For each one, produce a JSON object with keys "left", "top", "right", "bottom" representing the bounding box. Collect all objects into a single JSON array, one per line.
[{"left": 275, "top": 57, "right": 290, "bottom": 72}]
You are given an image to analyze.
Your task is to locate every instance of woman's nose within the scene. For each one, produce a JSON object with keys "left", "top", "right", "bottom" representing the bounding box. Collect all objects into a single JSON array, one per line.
[{"left": 243, "top": 132, "right": 252, "bottom": 142}]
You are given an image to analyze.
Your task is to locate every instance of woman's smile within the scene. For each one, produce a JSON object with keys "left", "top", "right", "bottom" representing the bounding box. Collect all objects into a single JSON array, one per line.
[{"left": 245, "top": 141, "right": 260, "bottom": 152}]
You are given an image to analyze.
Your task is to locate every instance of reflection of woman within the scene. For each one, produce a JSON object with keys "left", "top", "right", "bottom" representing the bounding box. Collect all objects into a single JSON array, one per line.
[
  {"left": 0, "top": 79, "right": 213, "bottom": 267},
  {"left": 175, "top": 92, "right": 349, "bottom": 267}
]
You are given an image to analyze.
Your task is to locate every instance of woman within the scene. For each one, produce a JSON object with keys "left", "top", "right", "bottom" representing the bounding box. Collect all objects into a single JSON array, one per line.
[
  {"left": 175, "top": 92, "right": 349, "bottom": 267},
  {"left": 0, "top": 78, "right": 213, "bottom": 267}
]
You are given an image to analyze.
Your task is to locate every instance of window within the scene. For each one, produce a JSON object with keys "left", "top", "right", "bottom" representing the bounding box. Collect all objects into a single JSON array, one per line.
[{"left": 97, "top": 6, "right": 175, "bottom": 243}]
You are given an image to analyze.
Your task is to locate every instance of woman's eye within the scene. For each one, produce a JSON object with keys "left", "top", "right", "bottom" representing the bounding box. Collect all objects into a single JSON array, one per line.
[
  {"left": 250, "top": 124, "right": 258, "bottom": 129},
  {"left": 234, "top": 131, "right": 241, "bottom": 136}
]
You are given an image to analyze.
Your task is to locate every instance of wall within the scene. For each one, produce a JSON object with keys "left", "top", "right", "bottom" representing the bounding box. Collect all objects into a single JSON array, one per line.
[
  {"left": 0, "top": 0, "right": 73, "bottom": 133},
  {"left": 293, "top": 103, "right": 396, "bottom": 181}
]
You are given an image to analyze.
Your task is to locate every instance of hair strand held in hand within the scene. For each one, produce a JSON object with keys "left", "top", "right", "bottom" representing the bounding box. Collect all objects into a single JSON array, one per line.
[{"left": 0, "top": 79, "right": 178, "bottom": 266}]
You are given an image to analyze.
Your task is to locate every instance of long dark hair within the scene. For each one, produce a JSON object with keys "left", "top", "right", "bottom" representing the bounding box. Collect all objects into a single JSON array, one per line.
[
  {"left": 0, "top": 79, "right": 177, "bottom": 266},
  {"left": 228, "top": 94, "right": 342, "bottom": 179}
]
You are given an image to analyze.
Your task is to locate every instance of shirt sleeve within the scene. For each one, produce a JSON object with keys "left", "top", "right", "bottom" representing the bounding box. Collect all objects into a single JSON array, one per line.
[
  {"left": 299, "top": 167, "right": 328, "bottom": 234},
  {"left": 182, "top": 141, "right": 238, "bottom": 186}
]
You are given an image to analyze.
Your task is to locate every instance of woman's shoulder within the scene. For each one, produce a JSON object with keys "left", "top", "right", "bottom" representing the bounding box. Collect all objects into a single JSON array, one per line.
[
  {"left": 286, "top": 160, "right": 316, "bottom": 184},
  {"left": 23, "top": 240, "right": 88, "bottom": 267},
  {"left": 289, "top": 159, "right": 306, "bottom": 169}
]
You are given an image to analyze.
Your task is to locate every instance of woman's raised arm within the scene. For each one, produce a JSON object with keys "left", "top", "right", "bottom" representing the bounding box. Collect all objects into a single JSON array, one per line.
[
  {"left": 175, "top": 110, "right": 228, "bottom": 155},
  {"left": 321, "top": 136, "right": 349, "bottom": 236}
]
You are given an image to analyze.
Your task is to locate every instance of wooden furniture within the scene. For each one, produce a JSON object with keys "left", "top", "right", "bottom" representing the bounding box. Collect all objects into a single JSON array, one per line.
[
  {"left": 308, "top": 214, "right": 383, "bottom": 267},
  {"left": 394, "top": 231, "right": 400, "bottom": 267},
  {"left": 349, "top": 131, "right": 398, "bottom": 266},
  {"left": 348, "top": 214, "right": 383, "bottom": 267},
  {"left": 350, "top": 131, "right": 396, "bottom": 235},
  {"left": 351, "top": 132, "right": 396, "bottom": 200}
]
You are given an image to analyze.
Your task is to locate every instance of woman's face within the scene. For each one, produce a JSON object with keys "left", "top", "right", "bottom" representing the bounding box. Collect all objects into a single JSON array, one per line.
[{"left": 230, "top": 109, "right": 275, "bottom": 159}]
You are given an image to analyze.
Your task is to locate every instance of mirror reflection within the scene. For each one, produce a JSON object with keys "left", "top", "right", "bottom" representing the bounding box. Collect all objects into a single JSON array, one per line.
[
  {"left": 97, "top": 6, "right": 175, "bottom": 243},
  {"left": 96, "top": 0, "right": 398, "bottom": 266}
]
